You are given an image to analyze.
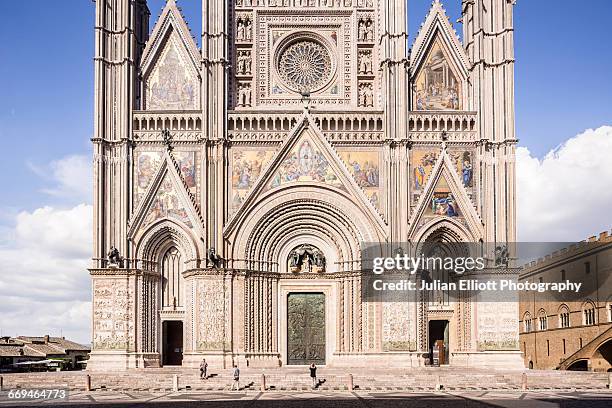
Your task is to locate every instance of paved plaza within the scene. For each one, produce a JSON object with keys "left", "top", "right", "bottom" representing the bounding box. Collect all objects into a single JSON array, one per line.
[{"left": 1, "top": 389, "right": 612, "bottom": 408}]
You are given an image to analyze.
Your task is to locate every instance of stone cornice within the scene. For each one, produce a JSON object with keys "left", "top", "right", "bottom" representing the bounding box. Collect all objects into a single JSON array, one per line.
[{"left": 89, "top": 268, "right": 160, "bottom": 278}]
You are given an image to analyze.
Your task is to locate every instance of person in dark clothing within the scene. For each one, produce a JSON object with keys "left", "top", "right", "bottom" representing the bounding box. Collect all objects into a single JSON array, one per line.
[{"left": 309, "top": 363, "right": 317, "bottom": 389}]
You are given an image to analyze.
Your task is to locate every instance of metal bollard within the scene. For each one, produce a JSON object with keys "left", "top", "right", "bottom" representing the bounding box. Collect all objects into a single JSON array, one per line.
[
  {"left": 261, "top": 374, "right": 266, "bottom": 391},
  {"left": 85, "top": 374, "right": 91, "bottom": 391},
  {"left": 521, "top": 372, "right": 527, "bottom": 390},
  {"left": 172, "top": 374, "right": 179, "bottom": 392},
  {"left": 347, "top": 373, "right": 353, "bottom": 391}
]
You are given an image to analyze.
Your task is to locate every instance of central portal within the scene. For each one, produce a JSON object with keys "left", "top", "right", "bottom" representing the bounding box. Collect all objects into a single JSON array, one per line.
[{"left": 287, "top": 293, "right": 326, "bottom": 365}]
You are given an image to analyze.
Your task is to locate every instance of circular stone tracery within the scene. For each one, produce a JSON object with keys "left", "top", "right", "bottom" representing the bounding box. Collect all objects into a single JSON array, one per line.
[{"left": 278, "top": 40, "right": 332, "bottom": 92}]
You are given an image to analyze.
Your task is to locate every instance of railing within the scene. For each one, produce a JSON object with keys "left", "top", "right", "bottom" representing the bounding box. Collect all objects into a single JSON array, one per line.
[{"left": 133, "top": 111, "right": 202, "bottom": 132}]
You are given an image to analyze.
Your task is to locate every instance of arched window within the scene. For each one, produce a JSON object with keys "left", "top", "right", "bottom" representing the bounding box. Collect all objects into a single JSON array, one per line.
[
  {"left": 582, "top": 301, "right": 596, "bottom": 326},
  {"left": 538, "top": 309, "right": 548, "bottom": 331},
  {"left": 161, "top": 246, "right": 184, "bottom": 308},
  {"left": 523, "top": 312, "right": 532, "bottom": 333},
  {"left": 558, "top": 304, "right": 570, "bottom": 328}
]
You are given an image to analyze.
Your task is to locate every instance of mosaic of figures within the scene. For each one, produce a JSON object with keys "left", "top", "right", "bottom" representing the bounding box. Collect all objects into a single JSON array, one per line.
[
  {"left": 143, "top": 174, "right": 192, "bottom": 228},
  {"left": 448, "top": 150, "right": 474, "bottom": 189},
  {"left": 135, "top": 151, "right": 163, "bottom": 206},
  {"left": 268, "top": 139, "right": 343, "bottom": 190},
  {"left": 145, "top": 36, "right": 199, "bottom": 110},
  {"left": 414, "top": 38, "right": 462, "bottom": 110},
  {"left": 231, "top": 149, "right": 276, "bottom": 213},
  {"left": 338, "top": 150, "right": 381, "bottom": 210},
  {"left": 426, "top": 175, "right": 459, "bottom": 217},
  {"left": 135, "top": 151, "right": 198, "bottom": 209},
  {"left": 411, "top": 150, "right": 438, "bottom": 192},
  {"left": 235, "top": 0, "right": 373, "bottom": 7},
  {"left": 411, "top": 149, "right": 474, "bottom": 192}
]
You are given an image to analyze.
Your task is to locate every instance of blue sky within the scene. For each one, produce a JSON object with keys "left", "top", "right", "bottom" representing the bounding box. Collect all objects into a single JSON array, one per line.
[{"left": 0, "top": 0, "right": 611, "bottom": 214}]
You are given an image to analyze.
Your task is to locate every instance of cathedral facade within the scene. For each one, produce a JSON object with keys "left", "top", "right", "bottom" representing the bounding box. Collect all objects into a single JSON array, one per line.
[{"left": 89, "top": 0, "right": 522, "bottom": 370}]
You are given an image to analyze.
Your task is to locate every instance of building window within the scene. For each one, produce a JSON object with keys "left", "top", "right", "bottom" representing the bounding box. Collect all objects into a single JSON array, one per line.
[
  {"left": 563, "top": 339, "right": 566, "bottom": 355},
  {"left": 585, "top": 261, "right": 591, "bottom": 274},
  {"left": 559, "top": 310, "right": 570, "bottom": 328},
  {"left": 539, "top": 316, "right": 548, "bottom": 331},
  {"left": 523, "top": 313, "right": 532, "bottom": 333},
  {"left": 608, "top": 304, "right": 612, "bottom": 322},
  {"left": 579, "top": 337, "right": 583, "bottom": 348},
  {"left": 538, "top": 277, "right": 543, "bottom": 283},
  {"left": 561, "top": 269, "right": 566, "bottom": 281},
  {"left": 583, "top": 307, "right": 595, "bottom": 326},
  {"left": 547, "top": 340, "right": 550, "bottom": 356}
]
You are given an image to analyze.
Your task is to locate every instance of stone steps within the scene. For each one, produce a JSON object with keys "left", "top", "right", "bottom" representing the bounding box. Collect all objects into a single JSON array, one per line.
[{"left": 2, "top": 369, "right": 609, "bottom": 392}]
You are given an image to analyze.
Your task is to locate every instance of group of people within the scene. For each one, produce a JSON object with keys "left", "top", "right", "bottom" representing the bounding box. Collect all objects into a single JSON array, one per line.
[{"left": 198, "top": 359, "right": 320, "bottom": 390}]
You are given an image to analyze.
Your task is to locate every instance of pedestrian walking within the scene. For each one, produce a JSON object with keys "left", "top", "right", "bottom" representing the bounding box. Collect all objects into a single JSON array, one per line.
[
  {"left": 309, "top": 363, "right": 317, "bottom": 389},
  {"left": 231, "top": 364, "right": 240, "bottom": 391},
  {"left": 199, "top": 358, "right": 208, "bottom": 380}
]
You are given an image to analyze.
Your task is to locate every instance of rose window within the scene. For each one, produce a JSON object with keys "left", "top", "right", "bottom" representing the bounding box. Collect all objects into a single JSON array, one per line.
[{"left": 278, "top": 40, "right": 332, "bottom": 92}]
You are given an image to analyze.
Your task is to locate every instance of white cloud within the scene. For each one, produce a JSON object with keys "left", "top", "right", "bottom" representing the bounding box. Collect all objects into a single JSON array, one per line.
[
  {"left": 28, "top": 155, "right": 92, "bottom": 203},
  {"left": 517, "top": 125, "right": 612, "bottom": 242},
  {"left": 0, "top": 204, "right": 92, "bottom": 343},
  {"left": 0, "top": 154, "right": 93, "bottom": 344}
]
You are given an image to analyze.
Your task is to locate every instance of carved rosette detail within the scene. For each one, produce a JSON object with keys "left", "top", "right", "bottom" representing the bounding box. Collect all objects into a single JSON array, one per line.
[{"left": 278, "top": 40, "right": 332, "bottom": 92}]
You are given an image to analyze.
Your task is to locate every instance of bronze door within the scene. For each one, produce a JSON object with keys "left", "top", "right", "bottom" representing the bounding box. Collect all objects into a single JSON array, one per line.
[{"left": 287, "top": 293, "right": 325, "bottom": 365}]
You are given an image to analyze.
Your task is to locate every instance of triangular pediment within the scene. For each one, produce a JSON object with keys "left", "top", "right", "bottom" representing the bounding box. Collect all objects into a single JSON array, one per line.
[
  {"left": 129, "top": 150, "right": 203, "bottom": 239},
  {"left": 141, "top": 0, "right": 201, "bottom": 110},
  {"left": 408, "top": 146, "right": 483, "bottom": 240},
  {"left": 410, "top": 1, "right": 469, "bottom": 111},
  {"left": 411, "top": 0, "right": 469, "bottom": 74},
  {"left": 225, "top": 115, "right": 386, "bottom": 235}
]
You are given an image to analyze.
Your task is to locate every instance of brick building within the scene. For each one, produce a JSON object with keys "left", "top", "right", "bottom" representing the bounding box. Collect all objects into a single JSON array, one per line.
[{"left": 519, "top": 230, "right": 612, "bottom": 371}]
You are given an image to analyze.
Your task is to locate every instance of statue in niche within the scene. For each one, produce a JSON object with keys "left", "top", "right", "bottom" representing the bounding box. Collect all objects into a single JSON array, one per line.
[
  {"left": 237, "top": 19, "right": 245, "bottom": 41},
  {"left": 365, "top": 19, "right": 374, "bottom": 41},
  {"left": 208, "top": 247, "right": 223, "bottom": 268},
  {"left": 237, "top": 84, "right": 252, "bottom": 107},
  {"left": 107, "top": 246, "right": 124, "bottom": 268},
  {"left": 365, "top": 0, "right": 372, "bottom": 6},
  {"left": 358, "top": 20, "right": 366, "bottom": 41},
  {"left": 236, "top": 0, "right": 242, "bottom": 5},
  {"left": 359, "top": 83, "right": 373, "bottom": 107},
  {"left": 359, "top": 51, "right": 373, "bottom": 74},
  {"left": 313, "top": 249, "right": 326, "bottom": 272},
  {"left": 245, "top": 19, "right": 252, "bottom": 41},
  {"left": 237, "top": 52, "right": 245, "bottom": 75}
]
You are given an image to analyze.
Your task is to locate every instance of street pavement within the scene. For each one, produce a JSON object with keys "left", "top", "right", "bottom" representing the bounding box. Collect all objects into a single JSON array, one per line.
[{"left": 1, "top": 389, "right": 612, "bottom": 408}]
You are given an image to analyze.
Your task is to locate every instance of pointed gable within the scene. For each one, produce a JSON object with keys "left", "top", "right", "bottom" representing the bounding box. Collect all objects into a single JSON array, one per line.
[
  {"left": 141, "top": 0, "right": 201, "bottom": 111},
  {"left": 129, "top": 150, "right": 204, "bottom": 239},
  {"left": 143, "top": 172, "right": 193, "bottom": 228},
  {"left": 410, "top": 0, "right": 469, "bottom": 111},
  {"left": 266, "top": 136, "right": 344, "bottom": 191},
  {"left": 225, "top": 115, "right": 386, "bottom": 233},
  {"left": 408, "top": 147, "right": 483, "bottom": 240}
]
